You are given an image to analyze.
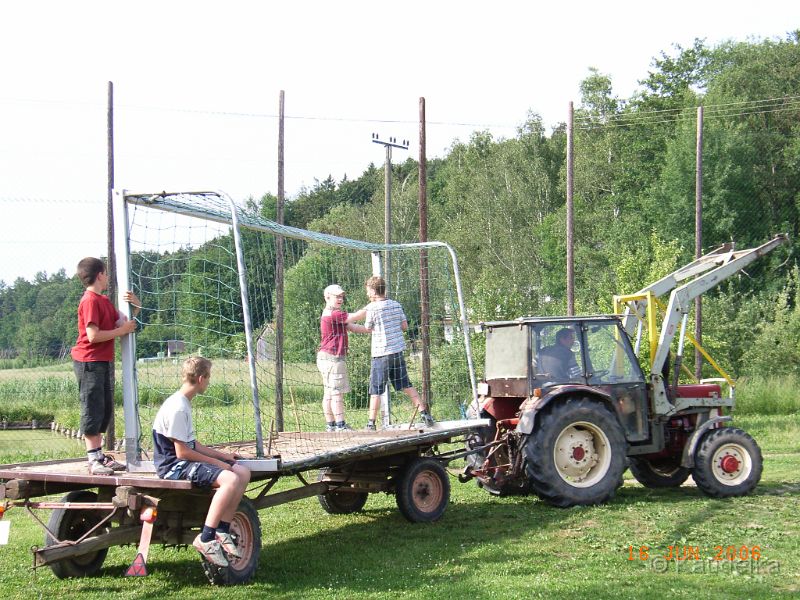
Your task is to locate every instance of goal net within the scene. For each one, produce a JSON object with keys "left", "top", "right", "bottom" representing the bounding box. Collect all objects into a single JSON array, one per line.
[{"left": 114, "top": 190, "right": 476, "bottom": 461}]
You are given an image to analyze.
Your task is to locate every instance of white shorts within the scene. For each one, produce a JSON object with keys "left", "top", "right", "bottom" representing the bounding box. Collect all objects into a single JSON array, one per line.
[{"left": 316, "top": 352, "right": 351, "bottom": 394}]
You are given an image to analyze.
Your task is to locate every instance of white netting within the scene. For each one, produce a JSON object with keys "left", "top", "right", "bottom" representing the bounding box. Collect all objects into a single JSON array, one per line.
[{"left": 122, "top": 191, "right": 475, "bottom": 460}]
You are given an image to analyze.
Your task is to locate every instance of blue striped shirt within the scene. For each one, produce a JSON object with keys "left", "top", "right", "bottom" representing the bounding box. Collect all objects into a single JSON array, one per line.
[{"left": 365, "top": 299, "right": 407, "bottom": 357}]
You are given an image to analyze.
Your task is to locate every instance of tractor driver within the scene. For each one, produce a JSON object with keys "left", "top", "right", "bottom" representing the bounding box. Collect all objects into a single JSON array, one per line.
[{"left": 537, "top": 327, "right": 581, "bottom": 382}]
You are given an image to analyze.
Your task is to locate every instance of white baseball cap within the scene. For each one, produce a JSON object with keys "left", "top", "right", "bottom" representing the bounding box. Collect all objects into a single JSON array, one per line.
[{"left": 324, "top": 284, "right": 345, "bottom": 297}]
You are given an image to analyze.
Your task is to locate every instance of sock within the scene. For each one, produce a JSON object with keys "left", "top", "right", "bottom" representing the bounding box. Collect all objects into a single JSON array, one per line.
[
  {"left": 368, "top": 419, "right": 375, "bottom": 426},
  {"left": 336, "top": 421, "right": 346, "bottom": 428},
  {"left": 201, "top": 525, "right": 216, "bottom": 543},
  {"left": 216, "top": 521, "right": 230, "bottom": 534},
  {"left": 87, "top": 447, "right": 102, "bottom": 462},
  {"left": 327, "top": 421, "right": 335, "bottom": 429},
  {"left": 420, "top": 410, "right": 430, "bottom": 416}
]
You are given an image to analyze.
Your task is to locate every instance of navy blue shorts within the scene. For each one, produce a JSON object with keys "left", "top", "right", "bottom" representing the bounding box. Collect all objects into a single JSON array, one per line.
[
  {"left": 73, "top": 360, "right": 113, "bottom": 436},
  {"left": 164, "top": 460, "right": 224, "bottom": 488},
  {"left": 369, "top": 352, "right": 412, "bottom": 394}
]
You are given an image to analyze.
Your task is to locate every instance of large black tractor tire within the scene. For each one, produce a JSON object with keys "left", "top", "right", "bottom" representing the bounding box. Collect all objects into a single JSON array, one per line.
[
  {"left": 465, "top": 408, "right": 531, "bottom": 497},
  {"left": 317, "top": 468, "right": 369, "bottom": 514},
  {"left": 201, "top": 497, "right": 261, "bottom": 585},
  {"left": 395, "top": 457, "right": 450, "bottom": 523},
  {"left": 691, "top": 427, "right": 763, "bottom": 498},
  {"left": 629, "top": 456, "right": 691, "bottom": 488},
  {"left": 46, "top": 490, "right": 110, "bottom": 578},
  {"left": 524, "top": 397, "right": 627, "bottom": 507}
]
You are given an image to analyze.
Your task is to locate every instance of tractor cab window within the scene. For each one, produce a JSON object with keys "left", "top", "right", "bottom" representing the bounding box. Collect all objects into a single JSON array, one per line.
[
  {"left": 584, "top": 322, "right": 643, "bottom": 385},
  {"left": 532, "top": 324, "right": 584, "bottom": 384}
]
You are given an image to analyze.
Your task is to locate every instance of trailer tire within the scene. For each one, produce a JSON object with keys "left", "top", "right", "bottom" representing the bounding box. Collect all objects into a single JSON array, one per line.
[
  {"left": 524, "top": 397, "right": 626, "bottom": 507},
  {"left": 45, "top": 490, "right": 109, "bottom": 578},
  {"left": 692, "top": 427, "right": 762, "bottom": 498},
  {"left": 629, "top": 456, "right": 691, "bottom": 488},
  {"left": 395, "top": 457, "right": 450, "bottom": 523},
  {"left": 201, "top": 497, "right": 261, "bottom": 585},
  {"left": 317, "top": 469, "right": 369, "bottom": 514}
]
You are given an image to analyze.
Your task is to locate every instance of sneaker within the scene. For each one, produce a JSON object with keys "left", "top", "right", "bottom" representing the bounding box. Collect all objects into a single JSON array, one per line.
[
  {"left": 325, "top": 424, "right": 336, "bottom": 432},
  {"left": 216, "top": 532, "right": 242, "bottom": 558},
  {"left": 101, "top": 454, "right": 126, "bottom": 472},
  {"left": 421, "top": 413, "right": 436, "bottom": 428},
  {"left": 364, "top": 423, "right": 376, "bottom": 432},
  {"left": 335, "top": 423, "right": 353, "bottom": 432},
  {"left": 193, "top": 534, "right": 229, "bottom": 567},
  {"left": 88, "top": 459, "right": 114, "bottom": 476}
]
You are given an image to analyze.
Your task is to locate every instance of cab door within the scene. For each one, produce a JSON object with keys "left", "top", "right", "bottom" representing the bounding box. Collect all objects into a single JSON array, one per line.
[{"left": 582, "top": 321, "right": 648, "bottom": 441}]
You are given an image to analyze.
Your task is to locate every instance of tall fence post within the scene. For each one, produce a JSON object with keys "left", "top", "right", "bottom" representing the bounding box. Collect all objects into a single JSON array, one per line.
[
  {"left": 695, "top": 106, "right": 704, "bottom": 381},
  {"left": 275, "top": 90, "right": 285, "bottom": 432}
]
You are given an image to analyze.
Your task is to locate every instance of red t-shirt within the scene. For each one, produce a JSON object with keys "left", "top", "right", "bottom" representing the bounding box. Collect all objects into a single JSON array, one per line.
[
  {"left": 71, "top": 290, "right": 117, "bottom": 362},
  {"left": 318, "top": 309, "right": 349, "bottom": 356}
]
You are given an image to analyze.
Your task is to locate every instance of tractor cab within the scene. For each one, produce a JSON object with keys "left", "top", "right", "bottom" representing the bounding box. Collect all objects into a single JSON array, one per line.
[{"left": 480, "top": 316, "right": 649, "bottom": 442}]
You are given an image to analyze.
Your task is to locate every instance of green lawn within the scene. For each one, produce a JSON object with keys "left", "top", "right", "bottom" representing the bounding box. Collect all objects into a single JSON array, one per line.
[{"left": 0, "top": 415, "right": 797, "bottom": 599}]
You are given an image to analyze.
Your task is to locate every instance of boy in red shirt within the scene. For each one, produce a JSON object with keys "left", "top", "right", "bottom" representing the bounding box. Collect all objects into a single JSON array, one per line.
[
  {"left": 71, "top": 257, "right": 141, "bottom": 475},
  {"left": 316, "top": 284, "right": 368, "bottom": 431}
]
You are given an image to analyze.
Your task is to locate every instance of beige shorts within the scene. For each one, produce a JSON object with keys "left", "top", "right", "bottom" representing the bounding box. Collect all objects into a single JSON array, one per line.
[{"left": 316, "top": 352, "right": 351, "bottom": 394}]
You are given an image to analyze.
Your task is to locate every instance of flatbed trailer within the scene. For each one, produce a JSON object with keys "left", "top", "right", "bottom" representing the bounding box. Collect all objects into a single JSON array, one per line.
[{"left": 0, "top": 419, "right": 488, "bottom": 584}]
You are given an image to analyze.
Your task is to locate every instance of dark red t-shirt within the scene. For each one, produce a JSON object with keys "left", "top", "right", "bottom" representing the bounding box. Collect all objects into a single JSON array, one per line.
[
  {"left": 318, "top": 309, "right": 349, "bottom": 356},
  {"left": 71, "top": 290, "right": 117, "bottom": 362}
]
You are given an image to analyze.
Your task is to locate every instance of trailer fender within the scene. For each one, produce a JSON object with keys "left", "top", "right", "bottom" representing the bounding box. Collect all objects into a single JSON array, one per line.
[
  {"left": 517, "top": 386, "right": 614, "bottom": 435},
  {"left": 680, "top": 416, "right": 733, "bottom": 468}
]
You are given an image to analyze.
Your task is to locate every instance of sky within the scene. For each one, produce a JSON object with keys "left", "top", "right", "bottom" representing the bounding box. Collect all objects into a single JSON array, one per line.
[{"left": 1, "top": 0, "right": 798, "bottom": 285}]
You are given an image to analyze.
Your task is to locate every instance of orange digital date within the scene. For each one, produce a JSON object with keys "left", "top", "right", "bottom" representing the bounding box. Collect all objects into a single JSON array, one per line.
[{"left": 628, "top": 545, "right": 762, "bottom": 561}]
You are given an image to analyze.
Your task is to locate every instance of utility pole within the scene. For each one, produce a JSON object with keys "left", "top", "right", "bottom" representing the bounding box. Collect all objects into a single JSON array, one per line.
[
  {"left": 566, "top": 101, "right": 575, "bottom": 316},
  {"left": 371, "top": 133, "right": 408, "bottom": 293}
]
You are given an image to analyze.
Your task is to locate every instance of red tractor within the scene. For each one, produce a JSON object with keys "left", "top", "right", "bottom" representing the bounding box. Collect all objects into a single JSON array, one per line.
[{"left": 463, "top": 235, "right": 787, "bottom": 507}]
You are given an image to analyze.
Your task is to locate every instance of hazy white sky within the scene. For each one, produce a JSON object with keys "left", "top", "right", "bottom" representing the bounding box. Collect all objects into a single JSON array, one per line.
[{"left": 1, "top": 1, "right": 797, "bottom": 284}]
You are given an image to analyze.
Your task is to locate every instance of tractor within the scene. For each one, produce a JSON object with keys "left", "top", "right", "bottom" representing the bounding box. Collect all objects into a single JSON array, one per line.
[{"left": 462, "top": 235, "right": 787, "bottom": 507}]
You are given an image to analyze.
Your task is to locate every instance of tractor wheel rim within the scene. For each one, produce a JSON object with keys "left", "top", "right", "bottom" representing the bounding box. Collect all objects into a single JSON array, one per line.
[
  {"left": 710, "top": 443, "right": 751, "bottom": 486},
  {"left": 553, "top": 422, "right": 611, "bottom": 488}
]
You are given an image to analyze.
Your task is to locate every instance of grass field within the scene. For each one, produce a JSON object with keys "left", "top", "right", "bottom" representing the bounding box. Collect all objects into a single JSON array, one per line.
[{"left": 0, "top": 414, "right": 797, "bottom": 599}]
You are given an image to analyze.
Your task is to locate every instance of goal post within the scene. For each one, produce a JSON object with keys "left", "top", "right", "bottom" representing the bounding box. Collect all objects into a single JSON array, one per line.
[{"left": 114, "top": 189, "right": 477, "bottom": 463}]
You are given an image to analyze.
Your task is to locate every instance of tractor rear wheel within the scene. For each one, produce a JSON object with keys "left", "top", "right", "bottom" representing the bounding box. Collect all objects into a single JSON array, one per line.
[
  {"left": 524, "top": 397, "right": 626, "bottom": 507},
  {"left": 692, "top": 427, "right": 762, "bottom": 498},
  {"left": 629, "top": 456, "right": 691, "bottom": 488}
]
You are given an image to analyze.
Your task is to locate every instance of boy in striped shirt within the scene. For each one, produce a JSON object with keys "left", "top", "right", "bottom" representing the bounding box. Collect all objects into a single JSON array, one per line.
[{"left": 363, "top": 276, "right": 434, "bottom": 430}]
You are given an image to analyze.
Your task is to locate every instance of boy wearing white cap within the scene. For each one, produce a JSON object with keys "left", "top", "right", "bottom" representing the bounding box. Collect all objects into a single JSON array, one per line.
[{"left": 317, "top": 284, "right": 368, "bottom": 431}]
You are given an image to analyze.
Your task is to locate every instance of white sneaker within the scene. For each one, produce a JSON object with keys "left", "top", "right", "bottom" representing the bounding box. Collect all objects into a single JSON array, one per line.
[
  {"left": 193, "top": 534, "right": 229, "bottom": 567},
  {"left": 88, "top": 459, "right": 114, "bottom": 476},
  {"left": 216, "top": 532, "right": 242, "bottom": 558}
]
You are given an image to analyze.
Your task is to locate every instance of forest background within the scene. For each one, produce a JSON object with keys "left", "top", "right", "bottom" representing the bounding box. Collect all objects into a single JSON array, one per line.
[{"left": 1, "top": 35, "right": 799, "bottom": 396}]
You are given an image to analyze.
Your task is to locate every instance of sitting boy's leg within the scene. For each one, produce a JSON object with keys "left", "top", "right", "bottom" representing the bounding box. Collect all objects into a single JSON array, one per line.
[{"left": 192, "top": 465, "right": 251, "bottom": 566}]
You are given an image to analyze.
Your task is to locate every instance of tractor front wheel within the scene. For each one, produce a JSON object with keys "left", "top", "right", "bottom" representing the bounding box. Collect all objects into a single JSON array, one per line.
[{"left": 692, "top": 427, "right": 762, "bottom": 498}]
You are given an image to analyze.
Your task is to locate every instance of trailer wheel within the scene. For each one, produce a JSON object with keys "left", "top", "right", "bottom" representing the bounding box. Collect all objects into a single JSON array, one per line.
[
  {"left": 524, "top": 397, "right": 626, "bottom": 507},
  {"left": 692, "top": 427, "right": 762, "bottom": 498},
  {"left": 45, "top": 490, "right": 109, "bottom": 578},
  {"left": 395, "top": 457, "right": 450, "bottom": 523},
  {"left": 629, "top": 456, "right": 691, "bottom": 488},
  {"left": 201, "top": 497, "right": 261, "bottom": 585},
  {"left": 317, "top": 469, "right": 369, "bottom": 514}
]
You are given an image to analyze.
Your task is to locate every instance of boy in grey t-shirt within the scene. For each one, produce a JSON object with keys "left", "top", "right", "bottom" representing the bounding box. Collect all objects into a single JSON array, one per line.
[
  {"left": 153, "top": 357, "right": 250, "bottom": 568},
  {"left": 363, "top": 276, "right": 434, "bottom": 430}
]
